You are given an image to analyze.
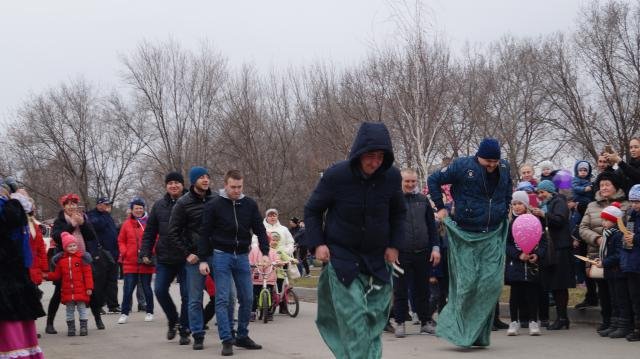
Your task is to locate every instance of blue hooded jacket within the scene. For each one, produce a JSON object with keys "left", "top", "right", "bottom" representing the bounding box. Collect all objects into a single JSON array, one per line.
[
  {"left": 571, "top": 160, "right": 594, "bottom": 205},
  {"left": 621, "top": 210, "right": 640, "bottom": 274},
  {"left": 304, "top": 122, "right": 406, "bottom": 286},
  {"left": 428, "top": 156, "right": 512, "bottom": 233}
]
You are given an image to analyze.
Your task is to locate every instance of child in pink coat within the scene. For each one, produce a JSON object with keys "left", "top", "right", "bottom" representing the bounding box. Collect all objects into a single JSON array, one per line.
[{"left": 250, "top": 234, "right": 280, "bottom": 320}]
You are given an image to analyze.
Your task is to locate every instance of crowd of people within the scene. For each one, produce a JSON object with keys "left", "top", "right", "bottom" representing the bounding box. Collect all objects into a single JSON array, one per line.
[
  {"left": 0, "top": 168, "right": 305, "bottom": 357},
  {"left": 3, "top": 128, "right": 640, "bottom": 358}
]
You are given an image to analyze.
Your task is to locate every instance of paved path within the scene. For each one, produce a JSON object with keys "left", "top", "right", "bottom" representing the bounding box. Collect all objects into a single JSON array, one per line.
[{"left": 36, "top": 281, "right": 639, "bottom": 358}]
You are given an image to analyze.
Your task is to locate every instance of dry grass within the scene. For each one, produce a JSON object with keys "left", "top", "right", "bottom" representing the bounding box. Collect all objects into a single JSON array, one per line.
[{"left": 294, "top": 270, "right": 589, "bottom": 307}]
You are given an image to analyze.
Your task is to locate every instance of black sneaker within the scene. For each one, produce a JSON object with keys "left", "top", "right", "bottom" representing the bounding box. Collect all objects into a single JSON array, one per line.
[
  {"left": 193, "top": 337, "right": 204, "bottom": 350},
  {"left": 222, "top": 340, "right": 234, "bottom": 356},
  {"left": 234, "top": 336, "right": 262, "bottom": 350},
  {"left": 167, "top": 324, "right": 177, "bottom": 340},
  {"left": 540, "top": 320, "right": 550, "bottom": 328},
  {"left": 493, "top": 319, "right": 509, "bottom": 330},
  {"left": 108, "top": 306, "right": 121, "bottom": 314},
  {"left": 179, "top": 335, "right": 191, "bottom": 345},
  {"left": 383, "top": 322, "right": 394, "bottom": 333}
]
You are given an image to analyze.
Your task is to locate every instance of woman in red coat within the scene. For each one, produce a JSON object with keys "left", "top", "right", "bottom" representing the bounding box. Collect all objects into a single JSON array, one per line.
[
  {"left": 117, "top": 197, "right": 155, "bottom": 324},
  {"left": 47, "top": 232, "right": 94, "bottom": 336},
  {"left": 28, "top": 215, "right": 49, "bottom": 286}
]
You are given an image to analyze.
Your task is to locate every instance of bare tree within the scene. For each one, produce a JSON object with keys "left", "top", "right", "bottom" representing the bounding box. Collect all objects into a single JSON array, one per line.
[
  {"left": 574, "top": 0, "right": 640, "bottom": 156},
  {"left": 120, "top": 39, "right": 228, "bottom": 174},
  {"left": 7, "top": 79, "right": 145, "bottom": 218}
]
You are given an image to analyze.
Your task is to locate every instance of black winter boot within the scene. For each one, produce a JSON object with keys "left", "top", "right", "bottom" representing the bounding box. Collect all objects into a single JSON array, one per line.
[
  {"left": 45, "top": 323, "right": 58, "bottom": 334},
  {"left": 596, "top": 318, "right": 611, "bottom": 333},
  {"left": 608, "top": 318, "right": 631, "bottom": 338},
  {"left": 67, "top": 321, "right": 76, "bottom": 337},
  {"left": 95, "top": 316, "right": 105, "bottom": 330},
  {"left": 179, "top": 326, "right": 191, "bottom": 345},
  {"left": 192, "top": 336, "right": 204, "bottom": 350},
  {"left": 167, "top": 321, "right": 177, "bottom": 340},
  {"left": 79, "top": 319, "right": 88, "bottom": 336},
  {"left": 626, "top": 324, "right": 640, "bottom": 342},
  {"left": 599, "top": 318, "right": 618, "bottom": 337}
]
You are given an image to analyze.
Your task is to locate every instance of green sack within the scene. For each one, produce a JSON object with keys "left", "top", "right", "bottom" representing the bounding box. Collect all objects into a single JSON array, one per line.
[
  {"left": 316, "top": 263, "right": 392, "bottom": 359},
  {"left": 436, "top": 217, "right": 508, "bottom": 347}
]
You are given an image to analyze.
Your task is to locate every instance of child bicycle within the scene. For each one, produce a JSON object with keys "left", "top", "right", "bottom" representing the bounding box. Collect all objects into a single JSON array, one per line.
[
  {"left": 272, "top": 259, "right": 300, "bottom": 318},
  {"left": 252, "top": 260, "right": 300, "bottom": 323}
]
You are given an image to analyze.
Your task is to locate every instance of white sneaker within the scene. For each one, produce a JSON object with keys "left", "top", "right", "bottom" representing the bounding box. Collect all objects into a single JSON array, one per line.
[
  {"left": 144, "top": 313, "right": 154, "bottom": 322},
  {"left": 507, "top": 321, "right": 520, "bottom": 336},
  {"left": 529, "top": 321, "right": 541, "bottom": 336},
  {"left": 117, "top": 314, "right": 128, "bottom": 324}
]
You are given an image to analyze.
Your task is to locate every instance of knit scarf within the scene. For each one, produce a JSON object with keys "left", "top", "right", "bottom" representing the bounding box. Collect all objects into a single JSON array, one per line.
[
  {"left": 135, "top": 212, "right": 148, "bottom": 227},
  {"left": 600, "top": 227, "right": 620, "bottom": 260},
  {"left": 65, "top": 213, "right": 86, "bottom": 254}
]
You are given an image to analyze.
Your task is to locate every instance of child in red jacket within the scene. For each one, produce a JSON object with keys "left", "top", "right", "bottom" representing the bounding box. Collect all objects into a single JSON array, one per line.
[{"left": 48, "top": 232, "right": 94, "bottom": 336}]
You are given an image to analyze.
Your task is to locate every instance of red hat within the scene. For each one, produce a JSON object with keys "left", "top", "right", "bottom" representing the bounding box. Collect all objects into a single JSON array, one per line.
[
  {"left": 601, "top": 202, "right": 623, "bottom": 223},
  {"left": 59, "top": 193, "right": 80, "bottom": 207},
  {"left": 61, "top": 232, "right": 77, "bottom": 250}
]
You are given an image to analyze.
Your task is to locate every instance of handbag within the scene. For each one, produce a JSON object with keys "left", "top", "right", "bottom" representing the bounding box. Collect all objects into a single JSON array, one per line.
[
  {"left": 287, "top": 263, "right": 301, "bottom": 279},
  {"left": 134, "top": 220, "right": 156, "bottom": 266},
  {"left": 587, "top": 265, "right": 604, "bottom": 279}
]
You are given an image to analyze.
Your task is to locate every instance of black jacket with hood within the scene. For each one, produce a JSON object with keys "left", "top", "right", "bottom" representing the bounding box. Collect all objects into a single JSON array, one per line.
[{"left": 304, "top": 122, "right": 407, "bottom": 286}]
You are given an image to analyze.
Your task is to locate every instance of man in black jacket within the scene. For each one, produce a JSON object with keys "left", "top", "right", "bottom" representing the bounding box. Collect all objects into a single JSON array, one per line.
[
  {"left": 166, "top": 167, "right": 216, "bottom": 350},
  {"left": 304, "top": 122, "right": 406, "bottom": 359},
  {"left": 393, "top": 168, "right": 441, "bottom": 338},
  {"left": 87, "top": 197, "right": 120, "bottom": 314},
  {"left": 199, "top": 169, "right": 269, "bottom": 356},
  {"left": 140, "top": 172, "right": 191, "bottom": 345}
]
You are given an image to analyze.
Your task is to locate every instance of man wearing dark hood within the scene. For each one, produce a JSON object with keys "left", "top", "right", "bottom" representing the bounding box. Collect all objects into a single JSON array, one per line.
[{"left": 304, "top": 122, "right": 406, "bottom": 358}]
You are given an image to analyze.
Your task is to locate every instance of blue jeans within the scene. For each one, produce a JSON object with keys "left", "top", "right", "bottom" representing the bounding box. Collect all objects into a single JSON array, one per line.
[
  {"left": 186, "top": 257, "right": 214, "bottom": 338},
  {"left": 213, "top": 250, "right": 253, "bottom": 342},
  {"left": 121, "top": 273, "right": 153, "bottom": 315},
  {"left": 155, "top": 262, "right": 189, "bottom": 333}
]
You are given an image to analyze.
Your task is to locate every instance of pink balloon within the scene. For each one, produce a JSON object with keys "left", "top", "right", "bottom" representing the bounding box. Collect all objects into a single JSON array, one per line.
[{"left": 512, "top": 214, "right": 542, "bottom": 254}]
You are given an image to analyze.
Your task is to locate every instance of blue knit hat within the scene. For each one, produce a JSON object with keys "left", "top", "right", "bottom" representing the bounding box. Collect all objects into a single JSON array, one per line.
[
  {"left": 129, "top": 196, "right": 146, "bottom": 209},
  {"left": 629, "top": 184, "right": 640, "bottom": 201},
  {"left": 537, "top": 180, "right": 556, "bottom": 194},
  {"left": 476, "top": 138, "right": 501, "bottom": 160},
  {"left": 516, "top": 181, "right": 535, "bottom": 193},
  {"left": 189, "top": 166, "right": 209, "bottom": 185}
]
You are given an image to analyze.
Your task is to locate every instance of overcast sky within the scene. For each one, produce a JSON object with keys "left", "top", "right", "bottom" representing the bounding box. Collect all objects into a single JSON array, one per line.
[{"left": 0, "top": 0, "right": 589, "bottom": 124}]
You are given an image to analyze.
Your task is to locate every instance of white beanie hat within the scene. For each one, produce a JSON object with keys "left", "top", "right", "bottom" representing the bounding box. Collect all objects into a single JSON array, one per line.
[
  {"left": 511, "top": 191, "right": 530, "bottom": 207},
  {"left": 539, "top": 160, "right": 554, "bottom": 171}
]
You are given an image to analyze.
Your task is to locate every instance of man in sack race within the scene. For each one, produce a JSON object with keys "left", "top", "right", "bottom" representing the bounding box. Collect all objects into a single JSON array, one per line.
[
  {"left": 427, "top": 138, "right": 513, "bottom": 348},
  {"left": 304, "top": 122, "right": 406, "bottom": 359}
]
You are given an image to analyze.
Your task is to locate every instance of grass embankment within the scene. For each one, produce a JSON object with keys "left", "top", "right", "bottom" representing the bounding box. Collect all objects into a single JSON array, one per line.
[{"left": 294, "top": 266, "right": 588, "bottom": 307}]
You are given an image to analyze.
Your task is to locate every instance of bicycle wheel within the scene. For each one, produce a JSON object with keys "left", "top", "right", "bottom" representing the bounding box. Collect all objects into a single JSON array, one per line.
[
  {"left": 260, "top": 291, "right": 270, "bottom": 324},
  {"left": 285, "top": 288, "right": 299, "bottom": 317},
  {"left": 268, "top": 293, "right": 278, "bottom": 316}
]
